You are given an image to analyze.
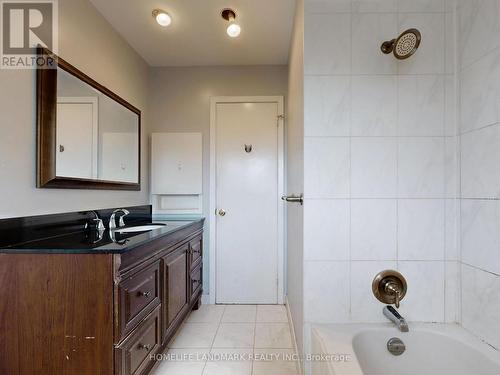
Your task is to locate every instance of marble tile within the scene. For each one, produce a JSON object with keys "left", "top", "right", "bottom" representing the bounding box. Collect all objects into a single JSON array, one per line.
[
  {"left": 445, "top": 75, "right": 457, "bottom": 136},
  {"left": 165, "top": 348, "right": 211, "bottom": 362},
  {"left": 398, "top": 0, "right": 445, "bottom": 12},
  {"left": 305, "top": 76, "right": 350, "bottom": 136},
  {"left": 460, "top": 48, "right": 500, "bottom": 133},
  {"left": 461, "top": 199, "right": 500, "bottom": 275},
  {"left": 304, "top": 137, "right": 350, "bottom": 198},
  {"left": 445, "top": 261, "right": 460, "bottom": 323},
  {"left": 255, "top": 324, "right": 293, "bottom": 348},
  {"left": 351, "top": 261, "right": 397, "bottom": 322},
  {"left": 306, "top": 0, "right": 352, "bottom": 13},
  {"left": 398, "top": 199, "right": 445, "bottom": 260},
  {"left": 398, "top": 261, "right": 445, "bottom": 322},
  {"left": 187, "top": 305, "right": 225, "bottom": 323},
  {"left": 304, "top": 199, "right": 350, "bottom": 261},
  {"left": 351, "top": 76, "right": 397, "bottom": 136},
  {"left": 398, "top": 75, "right": 445, "bottom": 137},
  {"left": 352, "top": 0, "right": 397, "bottom": 13},
  {"left": 213, "top": 324, "right": 255, "bottom": 348},
  {"left": 458, "top": 0, "right": 500, "bottom": 69},
  {"left": 154, "top": 361, "right": 206, "bottom": 375},
  {"left": 203, "top": 348, "right": 253, "bottom": 375},
  {"left": 222, "top": 305, "right": 257, "bottom": 323},
  {"left": 445, "top": 136, "right": 458, "bottom": 198},
  {"left": 351, "top": 199, "right": 397, "bottom": 260},
  {"left": 445, "top": 199, "right": 459, "bottom": 261},
  {"left": 445, "top": 12, "right": 456, "bottom": 75},
  {"left": 462, "top": 264, "right": 500, "bottom": 349},
  {"left": 398, "top": 13, "right": 445, "bottom": 74},
  {"left": 398, "top": 137, "right": 445, "bottom": 198},
  {"left": 256, "top": 305, "right": 289, "bottom": 323},
  {"left": 351, "top": 138, "right": 397, "bottom": 198},
  {"left": 170, "top": 323, "right": 219, "bottom": 348},
  {"left": 461, "top": 124, "right": 500, "bottom": 198},
  {"left": 253, "top": 349, "right": 298, "bottom": 375},
  {"left": 352, "top": 13, "right": 398, "bottom": 74},
  {"left": 304, "top": 261, "right": 350, "bottom": 323},
  {"left": 305, "top": 14, "right": 351, "bottom": 75},
  {"left": 203, "top": 360, "right": 252, "bottom": 375}
]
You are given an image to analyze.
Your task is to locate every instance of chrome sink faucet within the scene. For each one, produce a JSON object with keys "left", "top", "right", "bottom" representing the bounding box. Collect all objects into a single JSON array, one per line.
[
  {"left": 109, "top": 209, "right": 130, "bottom": 230},
  {"left": 86, "top": 211, "right": 105, "bottom": 232},
  {"left": 383, "top": 305, "right": 409, "bottom": 332}
]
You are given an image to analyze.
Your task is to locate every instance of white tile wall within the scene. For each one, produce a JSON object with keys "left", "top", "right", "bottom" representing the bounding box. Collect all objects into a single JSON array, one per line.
[
  {"left": 461, "top": 124, "right": 500, "bottom": 199},
  {"left": 303, "top": 0, "right": 459, "bottom": 327},
  {"left": 461, "top": 199, "right": 500, "bottom": 275},
  {"left": 461, "top": 264, "right": 500, "bottom": 349},
  {"left": 304, "top": 199, "right": 350, "bottom": 261},
  {"left": 351, "top": 138, "right": 397, "bottom": 198},
  {"left": 351, "top": 200, "right": 397, "bottom": 260},
  {"left": 305, "top": 76, "right": 351, "bottom": 136},
  {"left": 458, "top": 0, "right": 500, "bottom": 350},
  {"left": 304, "top": 261, "right": 350, "bottom": 323},
  {"left": 351, "top": 76, "right": 397, "bottom": 136},
  {"left": 352, "top": 13, "right": 398, "bottom": 74},
  {"left": 398, "top": 199, "right": 445, "bottom": 260},
  {"left": 304, "top": 14, "right": 351, "bottom": 75},
  {"left": 304, "top": 137, "right": 350, "bottom": 198},
  {"left": 397, "top": 138, "right": 445, "bottom": 198}
]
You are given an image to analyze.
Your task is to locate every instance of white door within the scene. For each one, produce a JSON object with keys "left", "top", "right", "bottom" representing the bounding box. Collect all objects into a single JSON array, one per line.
[
  {"left": 215, "top": 99, "right": 283, "bottom": 304},
  {"left": 56, "top": 97, "right": 98, "bottom": 179}
]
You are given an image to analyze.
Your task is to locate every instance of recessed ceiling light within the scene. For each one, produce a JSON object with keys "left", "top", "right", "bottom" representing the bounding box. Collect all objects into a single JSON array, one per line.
[
  {"left": 152, "top": 9, "right": 172, "bottom": 27},
  {"left": 221, "top": 8, "right": 241, "bottom": 38}
]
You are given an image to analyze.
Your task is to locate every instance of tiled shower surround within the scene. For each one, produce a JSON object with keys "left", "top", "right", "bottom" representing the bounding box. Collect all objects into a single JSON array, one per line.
[
  {"left": 302, "top": 0, "right": 459, "bottom": 332},
  {"left": 300, "top": 0, "right": 500, "bottom": 359},
  {"left": 458, "top": 0, "right": 500, "bottom": 350}
]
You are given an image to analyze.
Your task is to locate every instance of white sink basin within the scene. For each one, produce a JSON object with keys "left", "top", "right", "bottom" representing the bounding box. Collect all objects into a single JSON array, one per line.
[{"left": 115, "top": 224, "right": 166, "bottom": 233}]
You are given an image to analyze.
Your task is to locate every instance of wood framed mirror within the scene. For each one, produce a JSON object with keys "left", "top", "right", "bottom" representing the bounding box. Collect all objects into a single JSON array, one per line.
[{"left": 36, "top": 47, "right": 141, "bottom": 190}]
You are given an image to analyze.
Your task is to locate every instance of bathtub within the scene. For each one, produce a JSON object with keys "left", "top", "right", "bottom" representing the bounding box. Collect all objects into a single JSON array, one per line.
[{"left": 311, "top": 323, "right": 500, "bottom": 375}]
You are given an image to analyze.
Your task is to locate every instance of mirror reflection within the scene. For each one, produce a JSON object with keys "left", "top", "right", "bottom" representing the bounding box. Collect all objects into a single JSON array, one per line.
[{"left": 56, "top": 67, "right": 139, "bottom": 183}]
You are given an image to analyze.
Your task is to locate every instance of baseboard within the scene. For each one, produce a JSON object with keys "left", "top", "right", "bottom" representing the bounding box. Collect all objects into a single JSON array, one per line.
[
  {"left": 201, "top": 294, "right": 211, "bottom": 304},
  {"left": 285, "top": 296, "right": 304, "bottom": 375}
]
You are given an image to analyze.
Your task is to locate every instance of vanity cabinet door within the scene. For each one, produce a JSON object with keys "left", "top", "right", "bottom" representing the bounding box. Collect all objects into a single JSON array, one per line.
[
  {"left": 189, "top": 235, "right": 203, "bottom": 269},
  {"left": 162, "top": 244, "right": 189, "bottom": 338}
]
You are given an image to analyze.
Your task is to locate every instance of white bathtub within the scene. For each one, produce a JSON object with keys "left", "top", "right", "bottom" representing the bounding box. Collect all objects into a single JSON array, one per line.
[{"left": 311, "top": 323, "right": 500, "bottom": 375}]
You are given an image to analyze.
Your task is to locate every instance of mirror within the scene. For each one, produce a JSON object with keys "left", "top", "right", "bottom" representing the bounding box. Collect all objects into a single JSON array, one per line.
[{"left": 36, "top": 47, "right": 141, "bottom": 190}]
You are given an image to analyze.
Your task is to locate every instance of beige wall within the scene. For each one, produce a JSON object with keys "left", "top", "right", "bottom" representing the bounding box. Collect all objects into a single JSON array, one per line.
[
  {"left": 286, "top": 0, "right": 304, "bottom": 357},
  {"left": 0, "top": 0, "right": 150, "bottom": 218}
]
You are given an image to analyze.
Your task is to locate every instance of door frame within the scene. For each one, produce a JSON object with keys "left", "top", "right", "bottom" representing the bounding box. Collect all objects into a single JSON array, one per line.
[
  {"left": 56, "top": 96, "right": 99, "bottom": 179},
  {"left": 209, "top": 96, "right": 285, "bottom": 305}
]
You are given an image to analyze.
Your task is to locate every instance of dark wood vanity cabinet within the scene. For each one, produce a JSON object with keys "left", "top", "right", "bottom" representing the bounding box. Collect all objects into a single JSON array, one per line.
[{"left": 0, "top": 220, "right": 204, "bottom": 375}]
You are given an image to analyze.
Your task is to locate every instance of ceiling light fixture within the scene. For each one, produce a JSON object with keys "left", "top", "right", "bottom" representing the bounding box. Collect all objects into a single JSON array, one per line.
[
  {"left": 152, "top": 9, "right": 172, "bottom": 27},
  {"left": 221, "top": 8, "right": 241, "bottom": 38}
]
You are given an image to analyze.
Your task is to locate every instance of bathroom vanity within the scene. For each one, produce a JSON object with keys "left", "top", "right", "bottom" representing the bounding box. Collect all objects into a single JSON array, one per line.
[{"left": 0, "top": 206, "right": 204, "bottom": 375}]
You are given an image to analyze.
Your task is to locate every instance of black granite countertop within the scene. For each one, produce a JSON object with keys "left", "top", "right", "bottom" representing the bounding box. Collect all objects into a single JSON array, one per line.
[{"left": 0, "top": 219, "right": 204, "bottom": 254}]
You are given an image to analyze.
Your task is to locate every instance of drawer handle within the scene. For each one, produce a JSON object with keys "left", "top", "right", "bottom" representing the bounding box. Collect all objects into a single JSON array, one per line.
[
  {"left": 192, "top": 278, "right": 200, "bottom": 284},
  {"left": 141, "top": 291, "right": 152, "bottom": 298},
  {"left": 139, "top": 343, "right": 151, "bottom": 351},
  {"left": 192, "top": 249, "right": 201, "bottom": 254}
]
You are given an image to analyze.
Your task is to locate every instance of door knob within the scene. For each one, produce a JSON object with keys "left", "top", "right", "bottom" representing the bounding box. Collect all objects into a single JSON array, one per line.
[{"left": 218, "top": 209, "right": 226, "bottom": 216}]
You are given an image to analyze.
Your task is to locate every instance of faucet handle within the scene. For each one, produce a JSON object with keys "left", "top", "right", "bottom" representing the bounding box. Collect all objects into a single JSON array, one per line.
[{"left": 372, "top": 270, "right": 407, "bottom": 308}]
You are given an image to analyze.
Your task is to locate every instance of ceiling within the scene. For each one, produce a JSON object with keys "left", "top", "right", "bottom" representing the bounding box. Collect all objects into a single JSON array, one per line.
[{"left": 89, "top": 0, "right": 296, "bottom": 67}]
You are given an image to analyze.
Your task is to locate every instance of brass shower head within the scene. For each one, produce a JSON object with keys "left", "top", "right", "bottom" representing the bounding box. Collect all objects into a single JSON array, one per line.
[{"left": 381, "top": 28, "right": 421, "bottom": 60}]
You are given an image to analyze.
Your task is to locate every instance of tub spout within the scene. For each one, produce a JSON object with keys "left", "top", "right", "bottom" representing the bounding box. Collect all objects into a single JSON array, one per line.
[{"left": 383, "top": 305, "right": 409, "bottom": 332}]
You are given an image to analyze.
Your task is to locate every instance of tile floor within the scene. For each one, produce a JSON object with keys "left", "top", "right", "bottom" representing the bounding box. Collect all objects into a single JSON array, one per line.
[{"left": 153, "top": 304, "right": 299, "bottom": 375}]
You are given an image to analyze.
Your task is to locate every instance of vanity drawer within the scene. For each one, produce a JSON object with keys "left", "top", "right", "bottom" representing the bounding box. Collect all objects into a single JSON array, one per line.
[
  {"left": 190, "top": 265, "right": 202, "bottom": 302},
  {"left": 115, "top": 306, "right": 161, "bottom": 375},
  {"left": 117, "top": 261, "right": 161, "bottom": 340},
  {"left": 189, "top": 235, "right": 203, "bottom": 268}
]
